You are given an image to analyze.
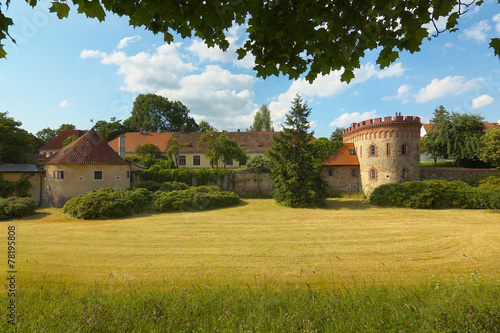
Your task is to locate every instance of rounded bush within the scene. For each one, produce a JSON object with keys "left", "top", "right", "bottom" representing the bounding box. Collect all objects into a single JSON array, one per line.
[
  {"left": 159, "top": 181, "right": 190, "bottom": 192},
  {"left": 63, "top": 188, "right": 153, "bottom": 220},
  {"left": 0, "top": 197, "right": 37, "bottom": 220},
  {"left": 129, "top": 180, "right": 161, "bottom": 192},
  {"left": 154, "top": 187, "right": 240, "bottom": 212},
  {"left": 370, "top": 179, "right": 499, "bottom": 210}
]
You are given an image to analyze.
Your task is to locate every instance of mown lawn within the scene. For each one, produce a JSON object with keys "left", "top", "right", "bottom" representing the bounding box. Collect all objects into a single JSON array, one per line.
[
  {"left": 9, "top": 198, "right": 499, "bottom": 290},
  {"left": 1, "top": 198, "right": 499, "bottom": 331}
]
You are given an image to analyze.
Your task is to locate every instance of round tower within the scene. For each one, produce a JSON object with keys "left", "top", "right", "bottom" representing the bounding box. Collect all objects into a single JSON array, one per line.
[{"left": 342, "top": 114, "right": 422, "bottom": 195}]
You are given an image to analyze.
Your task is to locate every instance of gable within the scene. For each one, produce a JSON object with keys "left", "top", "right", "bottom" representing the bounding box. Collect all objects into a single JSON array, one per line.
[{"left": 38, "top": 129, "right": 129, "bottom": 165}]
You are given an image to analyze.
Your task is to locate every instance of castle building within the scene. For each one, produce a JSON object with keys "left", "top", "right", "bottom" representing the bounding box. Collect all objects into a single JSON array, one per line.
[{"left": 342, "top": 114, "right": 422, "bottom": 194}]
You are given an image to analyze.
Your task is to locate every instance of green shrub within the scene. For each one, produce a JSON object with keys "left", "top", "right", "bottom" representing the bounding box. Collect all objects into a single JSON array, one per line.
[
  {"left": 370, "top": 179, "right": 500, "bottom": 210},
  {"left": 245, "top": 156, "right": 270, "bottom": 173},
  {"left": 154, "top": 186, "right": 240, "bottom": 212},
  {"left": 159, "top": 181, "right": 190, "bottom": 192},
  {"left": 140, "top": 167, "right": 235, "bottom": 187},
  {"left": 130, "top": 180, "right": 161, "bottom": 192},
  {"left": 63, "top": 188, "right": 154, "bottom": 220},
  {"left": 0, "top": 197, "right": 37, "bottom": 220}
]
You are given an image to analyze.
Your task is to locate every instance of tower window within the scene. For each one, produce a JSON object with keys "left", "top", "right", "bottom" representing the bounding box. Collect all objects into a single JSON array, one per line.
[
  {"left": 402, "top": 168, "right": 408, "bottom": 180},
  {"left": 369, "top": 168, "right": 378, "bottom": 180},
  {"left": 401, "top": 143, "right": 408, "bottom": 155},
  {"left": 369, "top": 145, "right": 376, "bottom": 156}
]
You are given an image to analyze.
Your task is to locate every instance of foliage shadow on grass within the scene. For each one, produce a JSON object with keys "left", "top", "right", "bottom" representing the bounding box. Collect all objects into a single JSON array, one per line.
[{"left": 322, "top": 199, "right": 374, "bottom": 211}]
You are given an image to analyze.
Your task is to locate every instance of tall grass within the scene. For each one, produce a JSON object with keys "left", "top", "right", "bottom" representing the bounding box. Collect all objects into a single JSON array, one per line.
[{"left": 4, "top": 275, "right": 499, "bottom": 332}]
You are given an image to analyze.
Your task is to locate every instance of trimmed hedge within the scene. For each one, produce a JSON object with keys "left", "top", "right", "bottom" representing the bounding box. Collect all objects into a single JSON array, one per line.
[
  {"left": 140, "top": 167, "right": 235, "bottom": 187},
  {"left": 369, "top": 179, "right": 500, "bottom": 210},
  {"left": 63, "top": 188, "right": 153, "bottom": 220},
  {"left": 154, "top": 186, "right": 240, "bottom": 212},
  {"left": 0, "top": 197, "right": 37, "bottom": 220}
]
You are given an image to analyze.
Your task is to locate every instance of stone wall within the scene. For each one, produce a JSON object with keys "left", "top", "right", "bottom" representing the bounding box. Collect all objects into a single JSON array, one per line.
[
  {"left": 420, "top": 169, "right": 500, "bottom": 181},
  {"left": 232, "top": 171, "right": 274, "bottom": 196}
]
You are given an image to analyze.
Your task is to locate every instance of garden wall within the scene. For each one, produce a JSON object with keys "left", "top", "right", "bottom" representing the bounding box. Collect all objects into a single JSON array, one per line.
[
  {"left": 420, "top": 168, "right": 500, "bottom": 181},
  {"left": 232, "top": 171, "right": 274, "bottom": 197}
]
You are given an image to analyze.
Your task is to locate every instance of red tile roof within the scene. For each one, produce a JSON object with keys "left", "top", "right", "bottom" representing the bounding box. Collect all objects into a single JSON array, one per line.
[
  {"left": 39, "top": 130, "right": 87, "bottom": 150},
  {"left": 108, "top": 132, "right": 174, "bottom": 153},
  {"left": 484, "top": 122, "right": 500, "bottom": 131},
  {"left": 38, "top": 129, "right": 128, "bottom": 165},
  {"left": 169, "top": 131, "right": 279, "bottom": 153},
  {"left": 323, "top": 143, "right": 359, "bottom": 166}
]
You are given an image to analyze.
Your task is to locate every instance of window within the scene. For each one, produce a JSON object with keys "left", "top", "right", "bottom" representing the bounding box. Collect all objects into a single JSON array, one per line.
[
  {"left": 239, "top": 156, "right": 247, "bottom": 166},
  {"left": 78, "top": 176, "right": 84, "bottom": 181},
  {"left": 226, "top": 158, "right": 233, "bottom": 166},
  {"left": 369, "top": 144, "right": 376, "bottom": 156},
  {"left": 401, "top": 143, "right": 408, "bottom": 155},
  {"left": 402, "top": 168, "right": 408, "bottom": 180},
  {"left": 193, "top": 155, "right": 201, "bottom": 166},
  {"left": 126, "top": 171, "right": 130, "bottom": 179},
  {"left": 328, "top": 169, "right": 333, "bottom": 176},
  {"left": 30, "top": 172, "right": 36, "bottom": 178},
  {"left": 116, "top": 176, "right": 121, "bottom": 180},
  {"left": 94, "top": 170, "right": 103, "bottom": 180},
  {"left": 351, "top": 169, "right": 357, "bottom": 177},
  {"left": 386, "top": 143, "right": 390, "bottom": 156},
  {"left": 178, "top": 155, "right": 186, "bottom": 166},
  {"left": 54, "top": 170, "right": 64, "bottom": 180},
  {"left": 369, "top": 168, "right": 377, "bottom": 180},
  {"left": 348, "top": 149, "right": 356, "bottom": 156},
  {"left": 370, "top": 169, "right": 375, "bottom": 179}
]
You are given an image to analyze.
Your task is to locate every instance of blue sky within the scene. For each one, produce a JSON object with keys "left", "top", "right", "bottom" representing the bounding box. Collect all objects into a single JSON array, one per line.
[{"left": 1, "top": 1, "right": 499, "bottom": 139}]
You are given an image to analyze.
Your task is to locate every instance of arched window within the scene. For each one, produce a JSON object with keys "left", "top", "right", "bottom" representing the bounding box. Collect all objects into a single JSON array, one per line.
[
  {"left": 369, "top": 168, "right": 377, "bottom": 180},
  {"left": 369, "top": 145, "right": 376, "bottom": 156},
  {"left": 401, "top": 143, "right": 408, "bottom": 155},
  {"left": 402, "top": 168, "right": 408, "bottom": 180}
]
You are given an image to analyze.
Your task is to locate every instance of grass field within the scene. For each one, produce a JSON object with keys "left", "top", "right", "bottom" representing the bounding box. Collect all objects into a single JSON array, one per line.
[{"left": 2, "top": 198, "right": 499, "bottom": 331}]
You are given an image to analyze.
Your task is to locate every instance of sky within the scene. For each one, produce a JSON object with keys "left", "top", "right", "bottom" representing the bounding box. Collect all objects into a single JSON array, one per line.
[{"left": 1, "top": 1, "right": 499, "bottom": 139}]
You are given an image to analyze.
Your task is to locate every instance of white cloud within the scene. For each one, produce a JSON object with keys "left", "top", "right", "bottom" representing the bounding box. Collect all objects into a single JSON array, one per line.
[
  {"left": 472, "top": 94, "right": 494, "bottom": 108},
  {"left": 117, "top": 35, "right": 141, "bottom": 49},
  {"left": 82, "top": 43, "right": 197, "bottom": 92},
  {"left": 461, "top": 20, "right": 491, "bottom": 42},
  {"left": 382, "top": 84, "right": 411, "bottom": 102},
  {"left": 58, "top": 100, "right": 70, "bottom": 108},
  {"left": 268, "top": 62, "right": 406, "bottom": 125},
  {"left": 329, "top": 110, "right": 379, "bottom": 128},
  {"left": 187, "top": 25, "right": 255, "bottom": 69},
  {"left": 81, "top": 40, "right": 259, "bottom": 131},
  {"left": 80, "top": 49, "right": 105, "bottom": 58},
  {"left": 415, "top": 76, "right": 485, "bottom": 103},
  {"left": 493, "top": 13, "right": 500, "bottom": 33}
]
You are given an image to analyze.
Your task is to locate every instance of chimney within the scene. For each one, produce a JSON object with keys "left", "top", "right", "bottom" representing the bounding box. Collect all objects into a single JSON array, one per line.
[
  {"left": 118, "top": 135, "right": 126, "bottom": 159},
  {"left": 139, "top": 128, "right": 143, "bottom": 135},
  {"left": 237, "top": 129, "right": 240, "bottom": 132},
  {"left": 180, "top": 127, "right": 184, "bottom": 134}
]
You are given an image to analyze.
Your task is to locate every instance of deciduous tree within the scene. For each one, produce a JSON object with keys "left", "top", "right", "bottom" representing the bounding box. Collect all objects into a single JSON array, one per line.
[
  {"left": 266, "top": 95, "right": 327, "bottom": 208},
  {"left": 0, "top": 112, "right": 34, "bottom": 163},
  {"left": 479, "top": 128, "right": 500, "bottom": 168},
  {"left": 2, "top": 1, "right": 498, "bottom": 82},
  {"left": 422, "top": 107, "right": 486, "bottom": 167},
  {"left": 135, "top": 144, "right": 162, "bottom": 159},
  {"left": 124, "top": 94, "right": 198, "bottom": 133},
  {"left": 94, "top": 117, "right": 129, "bottom": 141},
  {"left": 198, "top": 120, "right": 218, "bottom": 132}
]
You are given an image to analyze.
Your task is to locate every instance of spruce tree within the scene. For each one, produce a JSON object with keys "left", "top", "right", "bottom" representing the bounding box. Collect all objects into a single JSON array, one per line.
[{"left": 266, "top": 95, "right": 327, "bottom": 208}]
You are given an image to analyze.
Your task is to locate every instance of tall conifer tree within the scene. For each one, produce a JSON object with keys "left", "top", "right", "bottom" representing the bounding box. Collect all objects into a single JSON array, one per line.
[{"left": 266, "top": 95, "right": 327, "bottom": 208}]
